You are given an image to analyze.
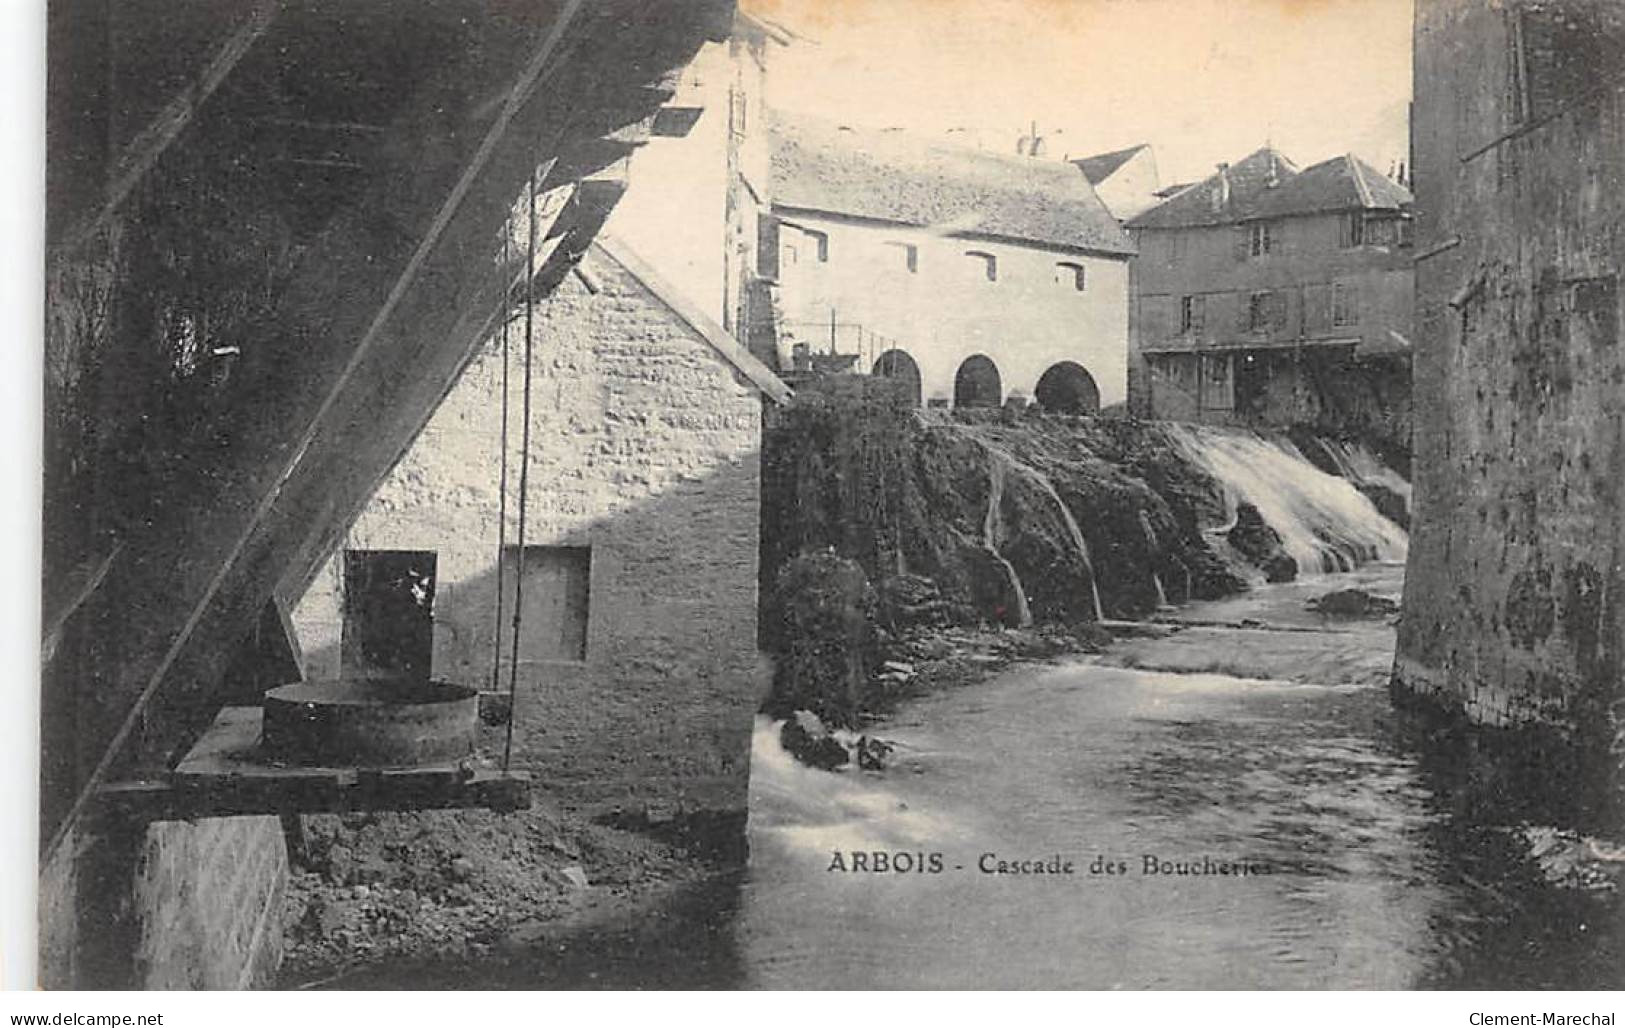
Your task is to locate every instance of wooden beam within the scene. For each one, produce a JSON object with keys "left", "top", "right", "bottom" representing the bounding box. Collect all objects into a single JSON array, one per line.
[
  {"left": 40, "top": 542, "right": 122, "bottom": 666},
  {"left": 272, "top": 162, "right": 571, "bottom": 604},
  {"left": 92, "top": 707, "right": 532, "bottom": 822},
  {"left": 94, "top": 770, "right": 532, "bottom": 822},
  {"left": 56, "top": 0, "right": 279, "bottom": 254},
  {"left": 250, "top": 117, "right": 387, "bottom": 135},
  {"left": 275, "top": 156, "right": 365, "bottom": 171},
  {"left": 43, "top": 0, "right": 587, "bottom": 866}
]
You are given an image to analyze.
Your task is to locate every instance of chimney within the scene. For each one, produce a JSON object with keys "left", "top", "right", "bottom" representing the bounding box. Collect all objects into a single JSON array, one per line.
[
  {"left": 1265, "top": 157, "right": 1280, "bottom": 189},
  {"left": 1212, "top": 162, "right": 1231, "bottom": 211}
]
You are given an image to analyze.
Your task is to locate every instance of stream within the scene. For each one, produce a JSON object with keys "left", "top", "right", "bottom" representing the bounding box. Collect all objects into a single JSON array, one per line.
[{"left": 334, "top": 563, "right": 1621, "bottom": 989}]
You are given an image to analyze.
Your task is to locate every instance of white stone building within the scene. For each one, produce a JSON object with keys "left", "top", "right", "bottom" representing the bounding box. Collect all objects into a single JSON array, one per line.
[
  {"left": 758, "top": 114, "right": 1136, "bottom": 412},
  {"left": 1071, "top": 143, "right": 1163, "bottom": 222}
]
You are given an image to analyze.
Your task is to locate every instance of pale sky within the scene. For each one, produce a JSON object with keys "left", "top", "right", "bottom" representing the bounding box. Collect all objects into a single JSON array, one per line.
[{"left": 748, "top": 0, "right": 1414, "bottom": 186}]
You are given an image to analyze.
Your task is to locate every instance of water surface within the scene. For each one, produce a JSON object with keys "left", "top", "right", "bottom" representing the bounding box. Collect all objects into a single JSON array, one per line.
[{"left": 322, "top": 568, "right": 1623, "bottom": 989}]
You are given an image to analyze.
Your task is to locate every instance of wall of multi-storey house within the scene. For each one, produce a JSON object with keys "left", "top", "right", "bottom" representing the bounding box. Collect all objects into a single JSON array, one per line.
[{"left": 1131, "top": 209, "right": 1412, "bottom": 443}]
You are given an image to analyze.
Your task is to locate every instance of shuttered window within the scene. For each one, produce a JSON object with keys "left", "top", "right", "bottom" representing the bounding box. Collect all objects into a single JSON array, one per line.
[
  {"left": 1180, "top": 295, "right": 1205, "bottom": 334},
  {"left": 1333, "top": 282, "right": 1359, "bottom": 327},
  {"left": 1248, "top": 222, "right": 1275, "bottom": 258},
  {"left": 1339, "top": 212, "right": 1365, "bottom": 248}
]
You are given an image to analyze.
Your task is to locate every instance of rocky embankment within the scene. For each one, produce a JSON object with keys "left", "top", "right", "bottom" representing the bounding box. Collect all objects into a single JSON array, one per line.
[
  {"left": 759, "top": 380, "right": 1412, "bottom": 754},
  {"left": 761, "top": 379, "right": 1409, "bottom": 631}
]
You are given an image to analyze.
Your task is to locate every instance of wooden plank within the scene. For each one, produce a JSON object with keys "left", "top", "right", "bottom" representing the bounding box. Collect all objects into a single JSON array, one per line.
[
  {"left": 57, "top": 0, "right": 279, "bottom": 254},
  {"left": 94, "top": 770, "right": 531, "bottom": 822},
  {"left": 40, "top": 541, "right": 122, "bottom": 665},
  {"left": 93, "top": 706, "right": 531, "bottom": 821},
  {"left": 272, "top": 165, "right": 571, "bottom": 605}
]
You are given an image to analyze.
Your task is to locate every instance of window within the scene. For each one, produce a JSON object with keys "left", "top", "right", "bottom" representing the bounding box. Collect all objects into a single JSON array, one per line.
[
  {"left": 1055, "top": 262, "right": 1086, "bottom": 291},
  {"left": 803, "top": 228, "right": 829, "bottom": 263},
  {"left": 965, "top": 250, "right": 998, "bottom": 282},
  {"left": 1364, "top": 215, "right": 1410, "bottom": 248},
  {"left": 501, "top": 545, "right": 591, "bottom": 663},
  {"left": 1248, "top": 291, "right": 1274, "bottom": 332},
  {"left": 1339, "top": 212, "right": 1365, "bottom": 248},
  {"left": 342, "top": 550, "right": 436, "bottom": 681},
  {"left": 885, "top": 241, "right": 919, "bottom": 273},
  {"left": 1248, "top": 222, "right": 1274, "bottom": 258},
  {"left": 1332, "top": 282, "right": 1359, "bottom": 327},
  {"left": 1180, "top": 295, "right": 1205, "bottom": 334}
]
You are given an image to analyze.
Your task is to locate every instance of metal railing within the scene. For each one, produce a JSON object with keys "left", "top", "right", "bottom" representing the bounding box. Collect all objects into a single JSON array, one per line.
[{"left": 779, "top": 318, "right": 902, "bottom": 374}]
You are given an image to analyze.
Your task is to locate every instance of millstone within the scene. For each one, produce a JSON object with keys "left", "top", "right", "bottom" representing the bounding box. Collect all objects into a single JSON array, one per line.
[{"left": 261, "top": 679, "right": 479, "bottom": 768}]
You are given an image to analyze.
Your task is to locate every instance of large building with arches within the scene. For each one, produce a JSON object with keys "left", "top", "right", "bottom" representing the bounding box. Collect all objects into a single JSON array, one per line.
[{"left": 753, "top": 114, "right": 1136, "bottom": 412}]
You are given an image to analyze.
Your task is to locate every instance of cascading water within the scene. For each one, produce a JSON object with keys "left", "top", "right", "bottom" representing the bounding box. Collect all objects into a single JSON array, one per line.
[
  {"left": 1137, "top": 509, "right": 1171, "bottom": 608},
  {"left": 982, "top": 454, "right": 1034, "bottom": 627},
  {"left": 1011, "top": 462, "right": 1104, "bottom": 622},
  {"left": 1163, "top": 423, "right": 1408, "bottom": 575},
  {"left": 1319, "top": 439, "right": 1413, "bottom": 519},
  {"left": 962, "top": 426, "right": 1103, "bottom": 623}
]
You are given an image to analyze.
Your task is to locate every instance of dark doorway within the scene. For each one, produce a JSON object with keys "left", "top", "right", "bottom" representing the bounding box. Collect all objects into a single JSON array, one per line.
[
  {"left": 342, "top": 550, "right": 436, "bottom": 681},
  {"left": 1233, "top": 351, "right": 1270, "bottom": 418},
  {"left": 872, "top": 349, "right": 923, "bottom": 407},
  {"left": 1034, "top": 361, "right": 1101, "bottom": 414},
  {"left": 953, "top": 354, "right": 1002, "bottom": 408}
]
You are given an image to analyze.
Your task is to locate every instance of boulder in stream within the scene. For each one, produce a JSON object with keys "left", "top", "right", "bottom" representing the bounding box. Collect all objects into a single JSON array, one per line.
[
  {"left": 1306, "top": 588, "right": 1400, "bottom": 618},
  {"left": 1227, "top": 502, "right": 1298, "bottom": 583},
  {"left": 781, "top": 710, "right": 851, "bottom": 770},
  {"left": 854, "top": 735, "right": 895, "bottom": 771}
]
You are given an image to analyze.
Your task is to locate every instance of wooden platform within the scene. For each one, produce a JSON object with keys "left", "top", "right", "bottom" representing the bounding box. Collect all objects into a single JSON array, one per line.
[{"left": 95, "top": 706, "right": 530, "bottom": 822}]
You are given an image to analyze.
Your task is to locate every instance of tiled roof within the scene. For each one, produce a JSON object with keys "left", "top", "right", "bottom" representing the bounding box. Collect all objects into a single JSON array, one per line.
[
  {"left": 1127, "top": 147, "right": 1412, "bottom": 229},
  {"left": 1250, "top": 153, "right": 1412, "bottom": 219},
  {"left": 1072, "top": 143, "right": 1149, "bottom": 185},
  {"left": 768, "top": 112, "right": 1134, "bottom": 255},
  {"left": 1125, "top": 147, "right": 1298, "bottom": 229}
]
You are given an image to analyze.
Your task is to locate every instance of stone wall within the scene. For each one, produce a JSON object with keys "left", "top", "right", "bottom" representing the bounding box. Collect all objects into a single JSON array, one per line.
[
  {"left": 1398, "top": 0, "right": 1625, "bottom": 820},
  {"left": 38, "top": 817, "right": 286, "bottom": 989},
  {"left": 133, "top": 818, "right": 287, "bottom": 989},
  {"left": 293, "top": 245, "right": 768, "bottom": 814}
]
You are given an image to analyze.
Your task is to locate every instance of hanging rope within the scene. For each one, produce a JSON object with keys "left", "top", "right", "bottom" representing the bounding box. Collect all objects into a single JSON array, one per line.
[
  {"left": 502, "top": 168, "right": 540, "bottom": 772},
  {"left": 489, "top": 222, "right": 513, "bottom": 696}
]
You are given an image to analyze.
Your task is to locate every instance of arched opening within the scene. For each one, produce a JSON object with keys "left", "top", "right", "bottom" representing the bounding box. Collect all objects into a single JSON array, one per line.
[
  {"left": 872, "top": 349, "right": 922, "bottom": 407},
  {"left": 953, "top": 354, "right": 1002, "bottom": 409},
  {"left": 1034, "top": 361, "right": 1100, "bottom": 414}
]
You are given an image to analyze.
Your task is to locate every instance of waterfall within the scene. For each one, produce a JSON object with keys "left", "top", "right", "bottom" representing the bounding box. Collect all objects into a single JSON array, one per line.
[
  {"left": 1137, "top": 510, "right": 1171, "bottom": 609},
  {"left": 1015, "top": 464, "right": 1104, "bottom": 621},
  {"left": 1318, "top": 440, "right": 1413, "bottom": 520},
  {"left": 961, "top": 425, "right": 1101, "bottom": 623},
  {"left": 983, "top": 455, "right": 1033, "bottom": 628},
  {"left": 1162, "top": 423, "right": 1408, "bottom": 576}
]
